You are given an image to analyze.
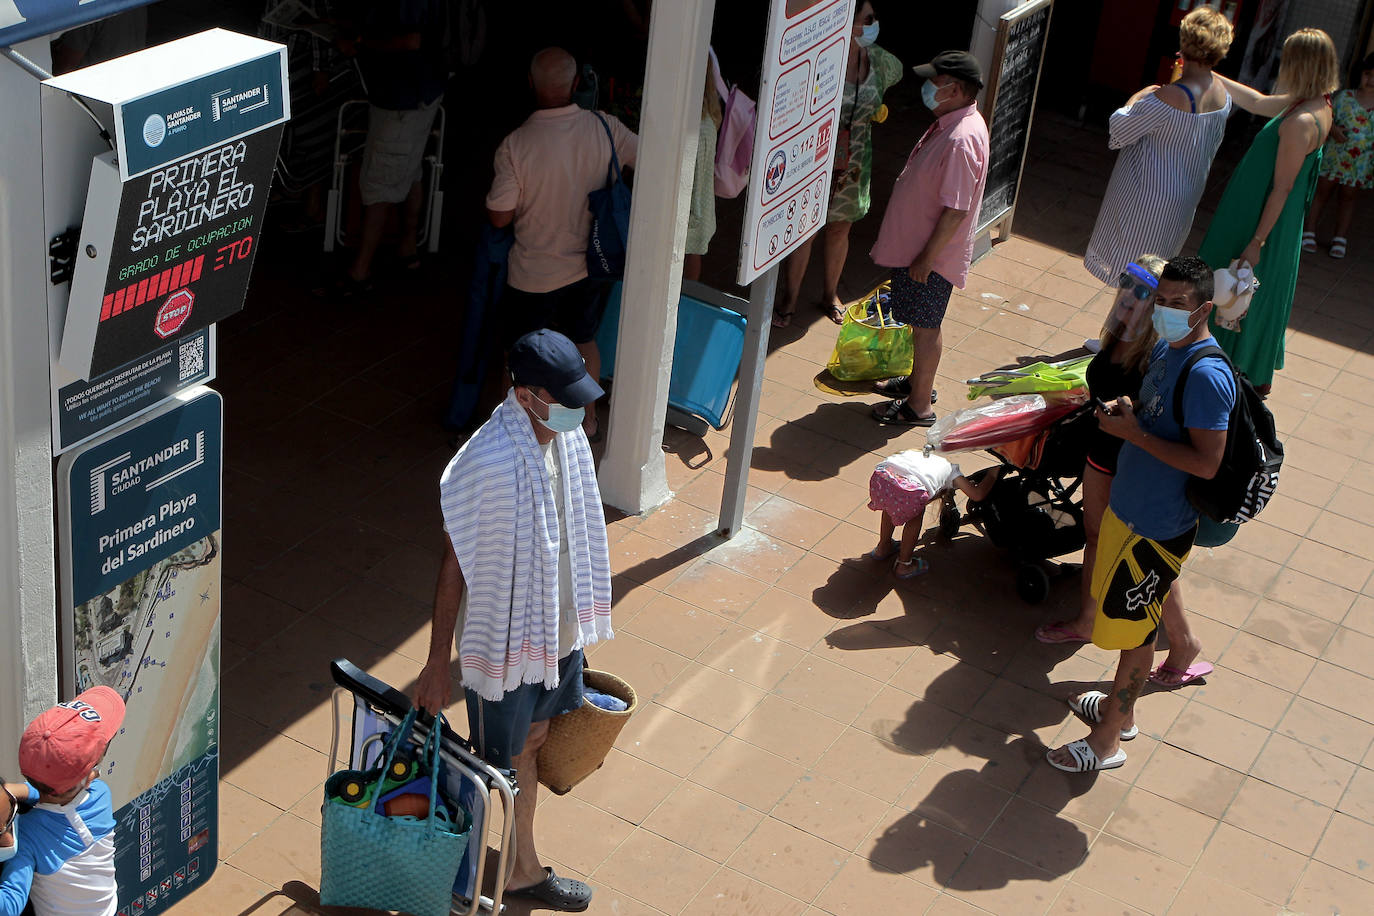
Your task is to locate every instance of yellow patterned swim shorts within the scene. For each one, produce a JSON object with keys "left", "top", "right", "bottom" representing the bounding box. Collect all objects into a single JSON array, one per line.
[{"left": 1091, "top": 507, "right": 1196, "bottom": 650}]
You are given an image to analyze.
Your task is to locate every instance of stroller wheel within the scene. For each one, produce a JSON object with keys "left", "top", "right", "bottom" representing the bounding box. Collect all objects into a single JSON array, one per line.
[
  {"left": 1016, "top": 563, "right": 1051, "bottom": 604},
  {"left": 938, "top": 503, "right": 961, "bottom": 539}
]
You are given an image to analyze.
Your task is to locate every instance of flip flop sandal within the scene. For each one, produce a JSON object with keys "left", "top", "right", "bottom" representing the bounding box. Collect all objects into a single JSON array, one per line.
[
  {"left": 771, "top": 308, "right": 796, "bottom": 329},
  {"left": 1034, "top": 621, "right": 1091, "bottom": 645},
  {"left": 1330, "top": 237, "right": 1347, "bottom": 259},
  {"left": 824, "top": 303, "right": 846, "bottom": 325},
  {"left": 1148, "top": 661, "right": 1213, "bottom": 689},
  {"left": 893, "top": 556, "right": 930, "bottom": 579},
  {"left": 864, "top": 540, "right": 898, "bottom": 561},
  {"left": 871, "top": 377, "right": 938, "bottom": 404},
  {"left": 1301, "top": 231, "right": 1317, "bottom": 253},
  {"left": 1046, "top": 738, "right": 1127, "bottom": 773},
  {"left": 1067, "top": 691, "right": 1138, "bottom": 740},
  {"left": 508, "top": 867, "right": 593, "bottom": 912},
  {"left": 872, "top": 399, "right": 936, "bottom": 427}
]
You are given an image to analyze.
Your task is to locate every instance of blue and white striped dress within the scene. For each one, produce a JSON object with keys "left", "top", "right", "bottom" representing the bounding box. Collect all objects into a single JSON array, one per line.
[{"left": 1084, "top": 91, "right": 1233, "bottom": 283}]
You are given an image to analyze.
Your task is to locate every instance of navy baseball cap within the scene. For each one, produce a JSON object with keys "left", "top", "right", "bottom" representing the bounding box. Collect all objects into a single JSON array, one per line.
[{"left": 508, "top": 329, "right": 604, "bottom": 408}]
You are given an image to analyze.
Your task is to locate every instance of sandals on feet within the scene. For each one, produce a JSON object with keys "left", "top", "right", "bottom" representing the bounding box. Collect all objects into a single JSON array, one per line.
[
  {"left": 872, "top": 399, "right": 936, "bottom": 427},
  {"left": 824, "top": 303, "right": 845, "bottom": 325},
  {"left": 864, "top": 540, "right": 898, "bottom": 561},
  {"left": 771, "top": 308, "right": 797, "bottom": 329},
  {"left": 1301, "top": 230, "right": 1317, "bottom": 253},
  {"left": 1034, "top": 621, "right": 1090, "bottom": 645},
  {"left": 871, "top": 376, "right": 938, "bottom": 404},
  {"left": 1046, "top": 738, "right": 1126, "bottom": 773},
  {"left": 508, "top": 867, "right": 593, "bottom": 912},
  {"left": 1067, "top": 691, "right": 1138, "bottom": 740},
  {"left": 893, "top": 556, "right": 929, "bottom": 579},
  {"left": 1330, "top": 236, "right": 1348, "bottom": 259},
  {"left": 1148, "top": 661, "right": 1213, "bottom": 689}
]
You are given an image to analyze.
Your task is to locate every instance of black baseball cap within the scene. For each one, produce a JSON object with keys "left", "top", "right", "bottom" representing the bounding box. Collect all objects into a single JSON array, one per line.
[
  {"left": 913, "top": 50, "right": 984, "bottom": 89},
  {"left": 508, "top": 329, "right": 604, "bottom": 408}
]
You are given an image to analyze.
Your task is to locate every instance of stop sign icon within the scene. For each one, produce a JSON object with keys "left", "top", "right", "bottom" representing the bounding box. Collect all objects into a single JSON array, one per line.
[{"left": 154, "top": 289, "right": 195, "bottom": 339}]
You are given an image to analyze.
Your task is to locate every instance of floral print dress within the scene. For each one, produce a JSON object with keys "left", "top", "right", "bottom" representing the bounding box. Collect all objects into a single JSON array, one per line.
[
  {"left": 828, "top": 45, "right": 902, "bottom": 224},
  {"left": 1319, "top": 89, "right": 1373, "bottom": 190}
]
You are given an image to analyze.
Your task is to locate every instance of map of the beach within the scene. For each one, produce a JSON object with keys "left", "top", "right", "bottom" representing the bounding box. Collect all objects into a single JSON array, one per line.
[{"left": 73, "top": 532, "right": 220, "bottom": 810}]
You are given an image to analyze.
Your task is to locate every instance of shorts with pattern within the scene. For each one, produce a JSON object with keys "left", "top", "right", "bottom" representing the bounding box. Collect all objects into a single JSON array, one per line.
[
  {"left": 359, "top": 98, "right": 441, "bottom": 206},
  {"left": 888, "top": 267, "right": 954, "bottom": 329},
  {"left": 464, "top": 649, "right": 585, "bottom": 770},
  {"left": 1090, "top": 508, "right": 1196, "bottom": 650},
  {"left": 868, "top": 468, "right": 933, "bottom": 526}
]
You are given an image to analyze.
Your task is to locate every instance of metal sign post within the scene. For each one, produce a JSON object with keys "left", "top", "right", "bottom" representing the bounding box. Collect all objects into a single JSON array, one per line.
[{"left": 718, "top": 266, "right": 778, "bottom": 537}]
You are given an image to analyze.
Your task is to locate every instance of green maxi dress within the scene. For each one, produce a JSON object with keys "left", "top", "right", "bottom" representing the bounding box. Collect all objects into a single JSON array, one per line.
[{"left": 1198, "top": 111, "right": 1323, "bottom": 387}]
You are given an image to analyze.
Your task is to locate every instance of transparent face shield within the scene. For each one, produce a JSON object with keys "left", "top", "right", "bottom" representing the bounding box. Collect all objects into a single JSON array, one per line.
[{"left": 1100, "top": 262, "right": 1159, "bottom": 342}]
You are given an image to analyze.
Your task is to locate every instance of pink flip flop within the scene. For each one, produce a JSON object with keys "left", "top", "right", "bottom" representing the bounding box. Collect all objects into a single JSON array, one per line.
[
  {"left": 1148, "top": 661, "right": 1213, "bottom": 689},
  {"left": 1034, "top": 621, "right": 1090, "bottom": 645}
]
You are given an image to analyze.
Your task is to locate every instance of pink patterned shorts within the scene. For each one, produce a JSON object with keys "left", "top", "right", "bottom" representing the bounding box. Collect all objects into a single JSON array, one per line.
[{"left": 868, "top": 468, "right": 933, "bottom": 527}]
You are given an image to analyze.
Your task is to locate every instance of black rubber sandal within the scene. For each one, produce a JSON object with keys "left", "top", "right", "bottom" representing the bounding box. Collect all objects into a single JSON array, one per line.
[
  {"left": 872, "top": 377, "right": 937, "bottom": 403},
  {"left": 508, "top": 867, "right": 593, "bottom": 912},
  {"left": 872, "top": 398, "right": 936, "bottom": 427}
]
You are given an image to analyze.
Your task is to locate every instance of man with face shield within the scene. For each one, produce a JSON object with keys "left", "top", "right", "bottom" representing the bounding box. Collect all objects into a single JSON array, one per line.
[{"left": 1047, "top": 257, "right": 1234, "bottom": 774}]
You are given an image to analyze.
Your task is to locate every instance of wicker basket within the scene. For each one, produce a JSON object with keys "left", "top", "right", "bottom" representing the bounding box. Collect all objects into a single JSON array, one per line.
[{"left": 537, "top": 668, "right": 637, "bottom": 795}]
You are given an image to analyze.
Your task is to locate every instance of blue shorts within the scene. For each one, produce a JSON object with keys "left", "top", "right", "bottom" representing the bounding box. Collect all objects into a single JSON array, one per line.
[
  {"left": 888, "top": 268, "right": 953, "bottom": 329},
  {"left": 464, "top": 650, "right": 585, "bottom": 769}
]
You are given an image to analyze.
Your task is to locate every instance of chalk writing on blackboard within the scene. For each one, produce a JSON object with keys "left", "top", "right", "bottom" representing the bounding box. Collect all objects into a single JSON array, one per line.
[{"left": 977, "top": 0, "right": 1053, "bottom": 235}]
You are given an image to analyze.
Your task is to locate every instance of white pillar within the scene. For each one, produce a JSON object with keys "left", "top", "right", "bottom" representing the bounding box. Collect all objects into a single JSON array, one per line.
[
  {"left": 597, "top": 0, "right": 717, "bottom": 514},
  {"left": 0, "top": 37, "right": 60, "bottom": 771}
]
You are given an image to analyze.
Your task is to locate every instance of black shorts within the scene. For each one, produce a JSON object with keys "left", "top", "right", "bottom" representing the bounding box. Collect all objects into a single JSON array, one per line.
[
  {"left": 502, "top": 278, "right": 611, "bottom": 346},
  {"left": 1085, "top": 430, "right": 1124, "bottom": 476},
  {"left": 463, "top": 650, "right": 585, "bottom": 769},
  {"left": 888, "top": 268, "right": 954, "bottom": 329}
]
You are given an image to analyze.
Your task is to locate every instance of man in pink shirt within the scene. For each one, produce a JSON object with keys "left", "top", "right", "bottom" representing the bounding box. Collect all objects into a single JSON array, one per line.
[
  {"left": 869, "top": 51, "right": 989, "bottom": 427},
  {"left": 487, "top": 47, "right": 637, "bottom": 438}
]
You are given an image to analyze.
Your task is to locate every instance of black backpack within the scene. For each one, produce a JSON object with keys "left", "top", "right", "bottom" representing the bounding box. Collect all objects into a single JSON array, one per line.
[{"left": 1171, "top": 345, "right": 1283, "bottom": 524}]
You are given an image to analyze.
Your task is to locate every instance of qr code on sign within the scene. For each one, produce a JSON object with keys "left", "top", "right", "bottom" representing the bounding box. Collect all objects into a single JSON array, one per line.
[{"left": 178, "top": 336, "right": 205, "bottom": 381}]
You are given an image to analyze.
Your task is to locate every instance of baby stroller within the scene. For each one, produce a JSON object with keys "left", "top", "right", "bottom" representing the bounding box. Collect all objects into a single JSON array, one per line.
[{"left": 933, "top": 397, "right": 1097, "bottom": 604}]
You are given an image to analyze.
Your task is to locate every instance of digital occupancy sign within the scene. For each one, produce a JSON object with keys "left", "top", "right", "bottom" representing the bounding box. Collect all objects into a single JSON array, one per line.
[{"left": 80, "top": 124, "right": 281, "bottom": 378}]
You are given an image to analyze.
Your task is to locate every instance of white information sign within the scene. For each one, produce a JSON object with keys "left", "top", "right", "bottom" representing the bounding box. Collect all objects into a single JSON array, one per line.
[{"left": 738, "top": 0, "right": 853, "bottom": 285}]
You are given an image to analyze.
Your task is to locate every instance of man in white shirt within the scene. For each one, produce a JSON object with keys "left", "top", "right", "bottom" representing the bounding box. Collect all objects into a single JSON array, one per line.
[{"left": 486, "top": 47, "right": 638, "bottom": 437}]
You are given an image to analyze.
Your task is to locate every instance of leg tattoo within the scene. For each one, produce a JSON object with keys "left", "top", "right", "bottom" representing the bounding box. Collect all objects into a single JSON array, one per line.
[{"left": 1116, "top": 666, "right": 1146, "bottom": 715}]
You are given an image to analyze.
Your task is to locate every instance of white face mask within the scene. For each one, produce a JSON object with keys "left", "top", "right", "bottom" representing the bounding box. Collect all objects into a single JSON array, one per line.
[
  {"left": 531, "top": 393, "right": 586, "bottom": 433},
  {"left": 856, "top": 21, "right": 879, "bottom": 47}
]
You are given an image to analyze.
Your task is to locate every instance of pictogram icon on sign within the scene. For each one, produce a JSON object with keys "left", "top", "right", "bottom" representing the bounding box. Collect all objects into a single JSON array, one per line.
[
  {"left": 154, "top": 289, "right": 195, "bottom": 339},
  {"left": 769, "top": 235, "right": 779, "bottom": 254}
]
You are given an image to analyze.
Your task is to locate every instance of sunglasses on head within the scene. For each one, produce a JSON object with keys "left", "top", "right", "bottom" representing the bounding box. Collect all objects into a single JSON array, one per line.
[{"left": 1, "top": 785, "right": 16, "bottom": 835}]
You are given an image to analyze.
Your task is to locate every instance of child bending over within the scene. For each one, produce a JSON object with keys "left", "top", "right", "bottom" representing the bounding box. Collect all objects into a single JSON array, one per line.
[{"left": 867, "top": 450, "right": 1000, "bottom": 577}]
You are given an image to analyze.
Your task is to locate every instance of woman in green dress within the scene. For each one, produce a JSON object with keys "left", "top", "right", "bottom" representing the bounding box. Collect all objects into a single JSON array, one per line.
[
  {"left": 774, "top": 1, "right": 902, "bottom": 328},
  {"left": 1199, "top": 29, "right": 1339, "bottom": 394}
]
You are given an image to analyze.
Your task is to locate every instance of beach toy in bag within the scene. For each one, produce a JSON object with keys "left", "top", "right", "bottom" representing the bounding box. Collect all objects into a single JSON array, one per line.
[
  {"left": 321, "top": 709, "right": 471, "bottom": 916},
  {"left": 1212, "top": 259, "right": 1259, "bottom": 331},
  {"left": 826, "top": 282, "right": 914, "bottom": 381}
]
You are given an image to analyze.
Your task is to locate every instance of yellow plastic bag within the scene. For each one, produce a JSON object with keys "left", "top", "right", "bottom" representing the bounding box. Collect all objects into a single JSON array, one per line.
[{"left": 825, "top": 285, "right": 914, "bottom": 381}]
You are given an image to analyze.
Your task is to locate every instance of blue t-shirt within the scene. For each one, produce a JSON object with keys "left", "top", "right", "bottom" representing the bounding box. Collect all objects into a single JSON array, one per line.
[
  {"left": 0, "top": 780, "right": 117, "bottom": 916},
  {"left": 1110, "top": 339, "right": 1236, "bottom": 540}
]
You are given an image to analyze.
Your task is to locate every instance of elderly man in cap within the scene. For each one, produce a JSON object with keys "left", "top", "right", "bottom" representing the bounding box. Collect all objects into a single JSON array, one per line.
[
  {"left": 1, "top": 686, "right": 126, "bottom": 916},
  {"left": 415, "top": 328, "right": 614, "bottom": 913},
  {"left": 870, "top": 50, "right": 990, "bottom": 426}
]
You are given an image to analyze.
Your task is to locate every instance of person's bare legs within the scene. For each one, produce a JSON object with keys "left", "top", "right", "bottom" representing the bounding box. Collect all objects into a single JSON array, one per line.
[
  {"left": 1039, "top": 465, "right": 1109, "bottom": 640},
  {"left": 874, "top": 510, "right": 897, "bottom": 559},
  {"left": 349, "top": 201, "right": 391, "bottom": 282},
  {"left": 777, "top": 237, "right": 816, "bottom": 320},
  {"left": 683, "top": 253, "right": 703, "bottom": 282},
  {"left": 1152, "top": 582, "right": 1203, "bottom": 686},
  {"left": 1050, "top": 641, "right": 1153, "bottom": 767},
  {"left": 507, "top": 719, "right": 550, "bottom": 890},
  {"left": 895, "top": 516, "right": 922, "bottom": 564},
  {"left": 399, "top": 179, "right": 424, "bottom": 261},
  {"left": 904, "top": 327, "right": 941, "bottom": 419},
  {"left": 820, "top": 220, "right": 852, "bottom": 311}
]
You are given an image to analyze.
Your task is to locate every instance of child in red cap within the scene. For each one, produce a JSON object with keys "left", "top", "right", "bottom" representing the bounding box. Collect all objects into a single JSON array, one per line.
[{"left": 0, "top": 687, "right": 124, "bottom": 916}]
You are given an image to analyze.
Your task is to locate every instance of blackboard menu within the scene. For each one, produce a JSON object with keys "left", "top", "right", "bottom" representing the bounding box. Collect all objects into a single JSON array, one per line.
[{"left": 976, "top": 0, "right": 1054, "bottom": 235}]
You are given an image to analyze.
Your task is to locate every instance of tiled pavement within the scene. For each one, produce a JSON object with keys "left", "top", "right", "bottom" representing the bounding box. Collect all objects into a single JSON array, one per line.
[{"left": 190, "top": 111, "right": 1374, "bottom": 914}]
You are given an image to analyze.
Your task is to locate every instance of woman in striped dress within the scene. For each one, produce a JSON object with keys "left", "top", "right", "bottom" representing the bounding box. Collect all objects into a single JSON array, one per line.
[{"left": 1083, "top": 8, "right": 1235, "bottom": 283}]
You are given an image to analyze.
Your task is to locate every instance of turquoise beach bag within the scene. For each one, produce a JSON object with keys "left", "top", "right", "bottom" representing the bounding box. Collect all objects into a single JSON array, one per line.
[{"left": 320, "top": 710, "right": 470, "bottom": 916}]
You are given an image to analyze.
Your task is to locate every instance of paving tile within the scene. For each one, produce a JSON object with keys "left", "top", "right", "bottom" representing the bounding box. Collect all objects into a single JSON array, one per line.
[
  {"left": 1337, "top": 766, "right": 1374, "bottom": 824},
  {"left": 1288, "top": 860, "right": 1374, "bottom": 916},
  {"left": 1300, "top": 661, "right": 1374, "bottom": 726},
  {"left": 643, "top": 781, "right": 765, "bottom": 863},
  {"left": 1190, "top": 667, "right": 1292, "bottom": 730},
  {"left": 1068, "top": 834, "right": 1187, "bottom": 916},
  {"left": 681, "top": 868, "right": 808, "bottom": 916},
  {"left": 593, "top": 827, "right": 719, "bottom": 914},
  {"left": 666, "top": 558, "right": 770, "bottom": 620},
  {"left": 944, "top": 843, "right": 1070, "bottom": 914},
  {"left": 773, "top": 654, "right": 885, "bottom": 724},
  {"left": 980, "top": 795, "right": 1093, "bottom": 874},
  {"left": 726, "top": 816, "right": 847, "bottom": 901},
  {"left": 1251, "top": 733, "right": 1357, "bottom": 809},
  {"left": 734, "top": 694, "right": 847, "bottom": 768},
  {"left": 656, "top": 663, "right": 767, "bottom": 732},
  {"left": 1222, "top": 777, "right": 1333, "bottom": 856},
  {"left": 1241, "top": 598, "right": 1337, "bottom": 658},
  {"left": 746, "top": 495, "right": 843, "bottom": 551},
  {"left": 689, "top": 736, "right": 805, "bottom": 812},
  {"left": 1018, "top": 763, "right": 1131, "bottom": 832},
  {"left": 698, "top": 623, "right": 806, "bottom": 690},
  {"left": 1166, "top": 871, "right": 1270, "bottom": 916},
  {"left": 217, "top": 781, "right": 286, "bottom": 860},
  {"left": 896, "top": 759, "right": 1012, "bottom": 839},
  {"left": 224, "top": 811, "right": 322, "bottom": 888},
  {"left": 858, "top": 686, "right": 963, "bottom": 758},
  {"left": 930, "top": 719, "right": 1043, "bottom": 793},
  {"left": 176, "top": 863, "right": 276, "bottom": 915},
  {"left": 1046, "top": 883, "right": 1149, "bottom": 915},
  {"left": 814, "top": 616, "right": 922, "bottom": 680},
  {"left": 862, "top": 804, "right": 977, "bottom": 888},
  {"left": 1312, "top": 810, "right": 1374, "bottom": 883},
  {"left": 1162, "top": 704, "right": 1270, "bottom": 772},
  {"left": 1133, "top": 743, "right": 1244, "bottom": 820},
  {"left": 590, "top": 632, "right": 689, "bottom": 703},
  {"left": 535, "top": 793, "right": 637, "bottom": 877},
  {"left": 615, "top": 702, "right": 725, "bottom": 777},
  {"left": 1264, "top": 568, "right": 1357, "bottom": 622},
  {"left": 735, "top": 587, "right": 840, "bottom": 650},
  {"left": 621, "top": 591, "right": 732, "bottom": 660},
  {"left": 571, "top": 749, "right": 681, "bottom": 826},
  {"left": 811, "top": 856, "right": 940, "bottom": 915},
  {"left": 1323, "top": 626, "right": 1374, "bottom": 676},
  {"left": 1193, "top": 820, "right": 1307, "bottom": 904},
  {"left": 773, "top": 773, "right": 892, "bottom": 852}
]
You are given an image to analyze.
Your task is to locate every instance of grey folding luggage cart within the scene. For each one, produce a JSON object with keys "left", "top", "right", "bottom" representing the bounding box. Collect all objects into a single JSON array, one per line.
[{"left": 327, "top": 659, "right": 515, "bottom": 915}]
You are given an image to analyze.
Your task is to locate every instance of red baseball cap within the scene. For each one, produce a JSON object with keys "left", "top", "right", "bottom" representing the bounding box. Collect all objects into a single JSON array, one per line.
[{"left": 19, "top": 687, "right": 125, "bottom": 794}]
